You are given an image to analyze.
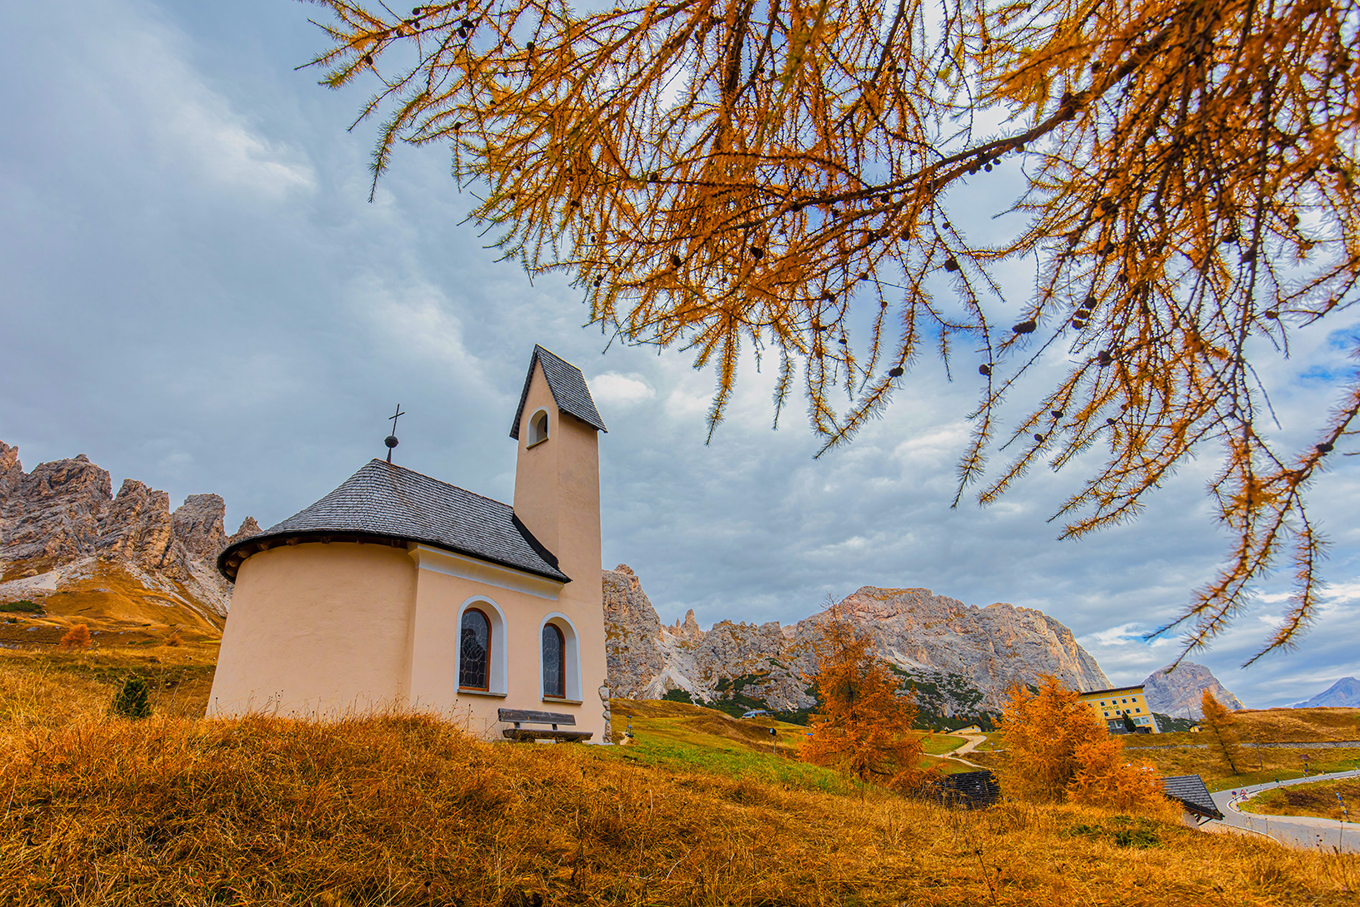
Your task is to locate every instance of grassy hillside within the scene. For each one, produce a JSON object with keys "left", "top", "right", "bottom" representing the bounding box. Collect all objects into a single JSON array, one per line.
[
  {"left": 0, "top": 645, "right": 219, "bottom": 728},
  {"left": 0, "top": 561, "right": 223, "bottom": 649},
  {"left": 1132, "top": 745, "right": 1360, "bottom": 791},
  {"left": 0, "top": 652, "right": 1356, "bottom": 905},
  {"left": 1128, "top": 708, "right": 1360, "bottom": 791},
  {"left": 1149, "top": 707, "right": 1360, "bottom": 745},
  {"left": 1241, "top": 778, "right": 1360, "bottom": 822},
  {"left": 614, "top": 699, "right": 973, "bottom": 780}
]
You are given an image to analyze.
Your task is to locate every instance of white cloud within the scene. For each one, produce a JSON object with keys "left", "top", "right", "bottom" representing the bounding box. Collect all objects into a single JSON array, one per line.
[
  {"left": 664, "top": 388, "right": 711, "bottom": 419},
  {"left": 7, "top": 0, "right": 315, "bottom": 202},
  {"left": 348, "top": 273, "right": 484, "bottom": 384},
  {"left": 156, "top": 449, "right": 194, "bottom": 477},
  {"left": 1086, "top": 623, "right": 1145, "bottom": 647},
  {"left": 155, "top": 94, "right": 315, "bottom": 198},
  {"left": 590, "top": 372, "right": 656, "bottom": 408}
]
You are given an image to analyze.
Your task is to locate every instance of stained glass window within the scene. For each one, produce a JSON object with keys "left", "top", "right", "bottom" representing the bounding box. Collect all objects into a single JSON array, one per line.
[
  {"left": 460, "top": 608, "right": 490, "bottom": 690},
  {"left": 542, "top": 623, "right": 565, "bottom": 698}
]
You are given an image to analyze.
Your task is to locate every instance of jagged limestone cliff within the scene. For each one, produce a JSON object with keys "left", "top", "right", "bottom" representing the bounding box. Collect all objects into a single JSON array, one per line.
[
  {"left": 0, "top": 441, "right": 257, "bottom": 630},
  {"left": 604, "top": 565, "right": 1110, "bottom": 717}
]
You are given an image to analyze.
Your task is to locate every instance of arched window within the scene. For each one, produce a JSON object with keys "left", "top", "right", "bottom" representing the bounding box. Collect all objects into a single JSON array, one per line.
[
  {"left": 538, "top": 614, "right": 581, "bottom": 701},
  {"left": 527, "top": 408, "right": 550, "bottom": 446},
  {"left": 542, "top": 623, "right": 566, "bottom": 699},
  {"left": 459, "top": 608, "right": 491, "bottom": 690}
]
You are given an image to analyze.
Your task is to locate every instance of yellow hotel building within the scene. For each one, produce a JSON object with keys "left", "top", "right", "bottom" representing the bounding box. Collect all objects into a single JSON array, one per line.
[{"left": 1077, "top": 685, "right": 1160, "bottom": 734}]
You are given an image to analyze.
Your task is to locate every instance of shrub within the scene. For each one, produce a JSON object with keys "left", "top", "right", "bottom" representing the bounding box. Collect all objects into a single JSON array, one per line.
[
  {"left": 58, "top": 624, "right": 92, "bottom": 649},
  {"left": 0, "top": 600, "right": 43, "bottom": 613},
  {"left": 1067, "top": 815, "right": 1162, "bottom": 849},
  {"left": 111, "top": 675, "right": 151, "bottom": 719},
  {"left": 164, "top": 631, "right": 183, "bottom": 647}
]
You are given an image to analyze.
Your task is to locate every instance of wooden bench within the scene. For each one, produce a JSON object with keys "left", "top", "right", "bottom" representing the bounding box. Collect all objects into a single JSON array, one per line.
[{"left": 498, "top": 708, "right": 593, "bottom": 743}]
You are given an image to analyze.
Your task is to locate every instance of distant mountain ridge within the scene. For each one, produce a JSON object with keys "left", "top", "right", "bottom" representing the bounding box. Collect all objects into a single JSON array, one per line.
[
  {"left": 0, "top": 441, "right": 257, "bottom": 626},
  {"left": 604, "top": 565, "right": 1110, "bottom": 719},
  {"left": 1141, "top": 662, "right": 1244, "bottom": 718},
  {"left": 1294, "top": 677, "right": 1360, "bottom": 709}
]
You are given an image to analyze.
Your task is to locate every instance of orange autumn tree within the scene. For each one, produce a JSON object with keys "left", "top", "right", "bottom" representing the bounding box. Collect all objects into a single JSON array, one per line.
[
  {"left": 58, "top": 624, "right": 91, "bottom": 650},
  {"left": 1001, "top": 675, "right": 1166, "bottom": 812},
  {"left": 800, "top": 609, "right": 929, "bottom": 790},
  {"left": 1200, "top": 689, "right": 1243, "bottom": 773},
  {"left": 305, "top": 0, "right": 1360, "bottom": 660}
]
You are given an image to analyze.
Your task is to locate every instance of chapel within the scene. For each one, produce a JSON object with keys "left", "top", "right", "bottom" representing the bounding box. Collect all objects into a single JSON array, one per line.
[{"left": 207, "top": 345, "right": 610, "bottom": 742}]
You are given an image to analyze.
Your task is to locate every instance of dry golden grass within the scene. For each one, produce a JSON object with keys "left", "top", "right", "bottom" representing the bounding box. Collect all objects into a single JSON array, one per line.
[
  {"left": 1113, "top": 709, "right": 1360, "bottom": 791},
  {"left": 0, "top": 646, "right": 218, "bottom": 731},
  {"left": 965, "top": 709, "right": 1360, "bottom": 791},
  {"left": 971, "top": 736, "right": 1360, "bottom": 794},
  {"left": 1, "top": 710, "right": 1357, "bottom": 906},
  {"left": 1133, "top": 743, "right": 1360, "bottom": 789},
  {"left": 0, "top": 660, "right": 1356, "bottom": 904},
  {"left": 615, "top": 698, "right": 810, "bottom": 752}
]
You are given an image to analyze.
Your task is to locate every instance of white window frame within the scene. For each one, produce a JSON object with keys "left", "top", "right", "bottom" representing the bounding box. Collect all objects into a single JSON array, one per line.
[
  {"left": 456, "top": 596, "right": 509, "bottom": 696},
  {"left": 526, "top": 407, "right": 551, "bottom": 448},
  {"left": 538, "top": 612, "right": 582, "bottom": 702}
]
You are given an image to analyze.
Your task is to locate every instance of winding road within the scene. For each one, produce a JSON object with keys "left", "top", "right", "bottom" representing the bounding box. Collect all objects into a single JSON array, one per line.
[{"left": 1208, "top": 768, "right": 1360, "bottom": 853}]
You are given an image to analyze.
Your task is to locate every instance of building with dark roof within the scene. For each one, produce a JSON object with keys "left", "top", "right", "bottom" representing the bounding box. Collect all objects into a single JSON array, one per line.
[
  {"left": 1162, "top": 774, "right": 1224, "bottom": 824},
  {"left": 207, "top": 346, "right": 611, "bottom": 741}
]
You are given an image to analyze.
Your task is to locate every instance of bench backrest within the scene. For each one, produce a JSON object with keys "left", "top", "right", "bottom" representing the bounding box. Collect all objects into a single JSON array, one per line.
[{"left": 498, "top": 708, "right": 576, "bottom": 726}]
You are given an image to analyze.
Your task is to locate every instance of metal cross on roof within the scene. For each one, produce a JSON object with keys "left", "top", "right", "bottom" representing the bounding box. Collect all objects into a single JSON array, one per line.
[{"left": 385, "top": 404, "right": 405, "bottom": 463}]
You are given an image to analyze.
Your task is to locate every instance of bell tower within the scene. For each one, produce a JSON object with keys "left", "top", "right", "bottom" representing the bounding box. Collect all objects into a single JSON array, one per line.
[{"left": 509, "top": 346, "right": 606, "bottom": 603}]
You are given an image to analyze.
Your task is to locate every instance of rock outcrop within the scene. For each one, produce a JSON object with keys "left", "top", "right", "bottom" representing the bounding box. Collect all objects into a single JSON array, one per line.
[
  {"left": 1293, "top": 677, "right": 1360, "bottom": 709},
  {"left": 0, "top": 441, "right": 257, "bottom": 617},
  {"left": 1141, "top": 662, "right": 1244, "bottom": 718},
  {"left": 603, "top": 566, "right": 667, "bottom": 694},
  {"left": 604, "top": 566, "right": 1110, "bottom": 716}
]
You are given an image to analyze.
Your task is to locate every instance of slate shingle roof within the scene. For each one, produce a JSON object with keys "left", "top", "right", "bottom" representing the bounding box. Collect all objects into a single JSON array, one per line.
[
  {"left": 931, "top": 770, "right": 1001, "bottom": 809},
  {"left": 217, "top": 459, "right": 568, "bottom": 583},
  {"left": 509, "top": 345, "right": 607, "bottom": 439},
  {"left": 1162, "top": 774, "right": 1223, "bottom": 819}
]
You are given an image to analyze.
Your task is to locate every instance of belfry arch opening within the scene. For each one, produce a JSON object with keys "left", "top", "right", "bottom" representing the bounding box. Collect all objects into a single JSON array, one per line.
[{"left": 527, "top": 408, "right": 550, "bottom": 447}]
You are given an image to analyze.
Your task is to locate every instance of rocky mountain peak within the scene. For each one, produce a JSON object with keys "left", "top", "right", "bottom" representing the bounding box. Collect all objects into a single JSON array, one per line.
[
  {"left": 603, "top": 566, "right": 1110, "bottom": 718},
  {"left": 0, "top": 445, "right": 22, "bottom": 504},
  {"left": 1141, "top": 662, "right": 1244, "bottom": 718},
  {"left": 0, "top": 441, "right": 258, "bottom": 616},
  {"left": 171, "top": 494, "right": 230, "bottom": 560},
  {"left": 672, "top": 609, "right": 704, "bottom": 643},
  {"left": 228, "top": 517, "right": 262, "bottom": 546},
  {"left": 1293, "top": 676, "right": 1360, "bottom": 709}
]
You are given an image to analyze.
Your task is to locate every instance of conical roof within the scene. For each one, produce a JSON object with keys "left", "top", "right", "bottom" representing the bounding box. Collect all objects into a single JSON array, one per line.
[{"left": 218, "top": 459, "right": 566, "bottom": 583}]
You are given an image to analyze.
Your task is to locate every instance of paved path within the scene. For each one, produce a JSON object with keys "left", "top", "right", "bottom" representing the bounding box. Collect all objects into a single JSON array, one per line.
[
  {"left": 922, "top": 734, "right": 988, "bottom": 770},
  {"left": 1208, "top": 769, "right": 1360, "bottom": 852}
]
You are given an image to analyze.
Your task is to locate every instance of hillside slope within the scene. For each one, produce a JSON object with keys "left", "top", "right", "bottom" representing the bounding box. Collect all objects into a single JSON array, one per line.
[{"left": 0, "top": 650, "right": 1353, "bottom": 906}]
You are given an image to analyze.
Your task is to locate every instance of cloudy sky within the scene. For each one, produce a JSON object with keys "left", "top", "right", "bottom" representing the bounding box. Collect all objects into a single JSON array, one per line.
[{"left": 3, "top": 0, "right": 1357, "bottom": 708}]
